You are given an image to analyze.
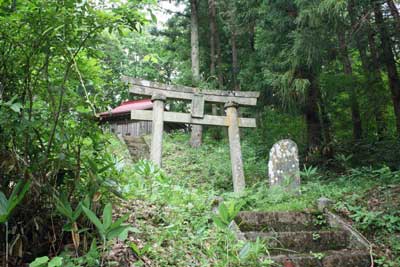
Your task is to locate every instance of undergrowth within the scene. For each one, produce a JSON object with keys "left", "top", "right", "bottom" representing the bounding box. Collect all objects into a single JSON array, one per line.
[{"left": 113, "top": 132, "right": 400, "bottom": 266}]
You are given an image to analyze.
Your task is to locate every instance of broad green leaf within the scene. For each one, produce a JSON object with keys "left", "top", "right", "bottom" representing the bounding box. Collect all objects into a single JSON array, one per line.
[
  {"left": 102, "top": 203, "right": 113, "bottom": 229},
  {"left": 87, "top": 239, "right": 99, "bottom": 261},
  {"left": 7, "top": 180, "right": 30, "bottom": 220},
  {"left": 116, "top": 226, "right": 140, "bottom": 241},
  {"left": 130, "top": 242, "right": 141, "bottom": 256},
  {"left": 30, "top": 256, "right": 49, "bottom": 267},
  {"left": 55, "top": 196, "right": 73, "bottom": 220},
  {"left": 239, "top": 242, "right": 251, "bottom": 260},
  {"left": 41, "top": 24, "right": 64, "bottom": 37},
  {"left": 72, "top": 202, "right": 83, "bottom": 221},
  {"left": 0, "top": 192, "right": 8, "bottom": 215},
  {"left": 218, "top": 203, "right": 229, "bottom": 223},
  {"left": 82, "top": 206, "right": 105, "bottom": 236},
  {"left": 211, "top": 214, "right": 227, "bottom": 229},
  {"left": 98, "top": 162, "right": 115, "bottom": 174},
  {"left": 48, "top": 256, "right": 63, "bottom": 267},
  {"left": 10, "top": 102, "right": 22, "bottom": 113},
  {"left": 110, "top": 213, "right": 129, "bottom": 229},
  {"left": 62, "top": 222, "right": 73, "bottom": 232},
  {"left": 106, "top": 225, "right": 130, "bottom": 240},
  {"left": 82, "top": 196, "right": 91, "bottom": 209}
]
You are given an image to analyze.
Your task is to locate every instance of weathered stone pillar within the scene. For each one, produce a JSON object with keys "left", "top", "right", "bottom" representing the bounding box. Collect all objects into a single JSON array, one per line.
[
  {"left": 225, "top": 101, "right": 245, "bottom": 192},
  {"left": 150, "top": 94, "right": 166, "bottom": 167}
]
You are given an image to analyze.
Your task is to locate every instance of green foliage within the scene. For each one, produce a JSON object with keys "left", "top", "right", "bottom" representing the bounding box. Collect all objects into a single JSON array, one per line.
[
  {"left": 30, "top": 240, "right": 100, "bottom": 267},
  {"left": 55, "top": 193, "right": 87, "bottom": 227},
  {"left": 212, "top": 201, "right": 242, "bottom": 229},
  {"left": 0, "top": 0, "right": 151, "bottom": 262},
  {"left": 300, "top": 165, "right": 320, "bottom": 180},
  {"left": 335, "top": 203, "right": 400, "bottom": 233},
  {"left": 0, "top": 180, "right": 30, "bottom": 223},
  {"left": 82, "top": 203, "right": 135, "bottom": 242},
  {"left": 30, "top": 256, "right": 63, "bottom": 267},
  {"left": 310, "top": 252, "right": 325, "bottom": 260},
  {"left": 2, "top": 0, "right": 400, "bottom": 265}
]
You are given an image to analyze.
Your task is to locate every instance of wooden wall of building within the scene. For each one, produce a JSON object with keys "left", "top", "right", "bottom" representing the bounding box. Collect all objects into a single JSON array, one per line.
[{"left": 107, "top": 120, "right": 152, "bottom": 136}]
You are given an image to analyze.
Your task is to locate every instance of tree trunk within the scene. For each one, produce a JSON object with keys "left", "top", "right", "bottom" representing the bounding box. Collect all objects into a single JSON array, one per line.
[
  {"left": 190, "top": 0, "right": 200, "bottom": 83},
  {"left": 231, "top": 29, "right": 239, "bottom": 91},
  {"left": 319, "top": 95, "right": 334, "bottom": 158},
  {"left": 348, "top": 0, "right": 387, "bottom": 138},
  {"left": 190, "top": 0, "right": 203, "bottom": 147},
  {"left": 374, "top": 1, "right": 400, "bottom": 136},
  {"left": 337, "top": 30, "right": 363, "bottom": 140},
  {"left": 249, "top": 22, "right": 256, "bottom": 51},
  {"left": 304, "top": 70, "right": 323, "bottom": 152},
  {"left": 367, "top": 24, "right": 388, "bottom": 138},
  {"left": 216, "top": 26, "right": 224, "bottom": 90},
  {"left": 209, "top": 0, "right": 216, "bottom": 79},
  {"left": 209, "top": 0, "right": 218, "bottom": 117}
]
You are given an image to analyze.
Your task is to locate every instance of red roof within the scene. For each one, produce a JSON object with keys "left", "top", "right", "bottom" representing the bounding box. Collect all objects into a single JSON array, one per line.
[{"left": 99, "top": 99, "right": 152, "bottom": 118}]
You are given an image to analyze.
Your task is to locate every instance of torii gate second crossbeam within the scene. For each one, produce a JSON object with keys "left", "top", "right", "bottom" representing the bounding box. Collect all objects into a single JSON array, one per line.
[{"left": 123, "top": 77, "right": 260, "bottom": 193}]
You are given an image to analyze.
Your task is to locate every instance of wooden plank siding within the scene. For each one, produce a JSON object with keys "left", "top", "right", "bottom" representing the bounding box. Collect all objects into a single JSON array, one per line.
[{"left": 107, "top": 120, "right": 153, "bottom": 137}]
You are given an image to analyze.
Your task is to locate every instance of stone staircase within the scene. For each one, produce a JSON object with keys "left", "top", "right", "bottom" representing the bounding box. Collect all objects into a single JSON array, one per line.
[
  {"left": 232, "top": 211, "right": 371, "bottom": 267},
  {"left": 122, "top": 136, "right": 149, "bottom": 162}
]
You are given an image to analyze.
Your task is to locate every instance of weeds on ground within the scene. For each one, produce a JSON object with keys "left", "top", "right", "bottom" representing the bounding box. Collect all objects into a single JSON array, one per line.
[{"left": 113, "top": 133, "right": 400, "bottom": 266}]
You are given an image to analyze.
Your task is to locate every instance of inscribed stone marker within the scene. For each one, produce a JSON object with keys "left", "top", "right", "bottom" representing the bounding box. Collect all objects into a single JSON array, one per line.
[{"left": 268, "top": 139, "right": 300, "bottom": 193}]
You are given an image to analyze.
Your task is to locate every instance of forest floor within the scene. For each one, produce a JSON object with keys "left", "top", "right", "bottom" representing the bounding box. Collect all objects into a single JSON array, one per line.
[{"left": 109, "top": 132, "right": 400, "bottom": 267}]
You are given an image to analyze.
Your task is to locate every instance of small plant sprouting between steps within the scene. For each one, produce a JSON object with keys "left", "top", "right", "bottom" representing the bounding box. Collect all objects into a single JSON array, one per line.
[
  {"left": 212, "top": 201, "right": 243, "bottom": 229},
  {"left": 211, "top": 201, "right": 274, "bottom": 266},
  {"left": 238, "top": 237, "right": 274, "bottom": 266}
]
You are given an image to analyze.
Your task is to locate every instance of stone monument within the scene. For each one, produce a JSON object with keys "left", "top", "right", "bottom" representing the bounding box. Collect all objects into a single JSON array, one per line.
[{"left": 268, "top": 139, "right": 300, "bottom": 193}]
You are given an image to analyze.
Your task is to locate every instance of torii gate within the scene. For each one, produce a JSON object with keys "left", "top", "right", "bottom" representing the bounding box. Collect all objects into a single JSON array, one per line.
[{"left": 122, "top": 77, "right": 260, "bottom": 193}]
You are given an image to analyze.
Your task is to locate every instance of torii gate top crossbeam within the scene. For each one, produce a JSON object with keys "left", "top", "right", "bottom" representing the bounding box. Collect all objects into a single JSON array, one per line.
[{"left": 122, "top": 76, "right": 260, "bottom": 106}]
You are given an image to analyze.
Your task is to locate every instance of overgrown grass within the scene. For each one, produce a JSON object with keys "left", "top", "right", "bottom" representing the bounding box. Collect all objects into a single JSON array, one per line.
[{"left": 112, "top": 132, "right": 400, "bottom": 266}]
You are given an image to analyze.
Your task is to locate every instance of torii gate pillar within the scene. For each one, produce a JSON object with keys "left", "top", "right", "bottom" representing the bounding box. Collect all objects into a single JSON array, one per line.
[
  {"left": 225, "top": 101, "right": 245, "bottom": 193},
  {"left": 150, "top": 94, "right": 166, "bottom": 166}
]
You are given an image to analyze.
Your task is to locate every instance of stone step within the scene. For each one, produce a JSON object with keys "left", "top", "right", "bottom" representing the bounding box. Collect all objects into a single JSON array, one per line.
[
  {"left": 122, "top": 136, "right": 149, "bottom": 161},
  {"left": 245, "top": 230, "right": 349, "bottom": 255},
  {"left": 123, "top": 136, "right": 147, "bottom": 142},
  {"left": 235, "top": 211, "right": 326, "bottom": 232},
  {"left": 267, "top": 249, "right": 371, "bottom": 267}
]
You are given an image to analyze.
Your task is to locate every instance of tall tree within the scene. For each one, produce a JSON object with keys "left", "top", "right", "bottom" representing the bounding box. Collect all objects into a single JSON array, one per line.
[
  {"left": 209, "top": 0, "right": 217, "bottom": 81},
  {"left": 347, "top": 0, "right": 387, "bottom": 138},
  {"left": 231, "top": 28, "right": 239, "bottom": 91},
  {"left": 189, "top": 0, "right": 203, "bottom": 147},
  {"left": 257, "top": 0, "right": 325, "bottom": 151},
  {"left": 337, "top": 30, "right": 363, "bottom": 140},
  {"left": 373, "top": 1, "right": 400, "bottom": 136},
  {"left": 209, "top": 0, "right": 218, "bottom": 116},
  {"left": 303, "top": 68, "right": 323, "bottom": 151},
  {"left": 208, "top": 0, "right": 223, "bottom": 89},
  {"left": 366, "top": 20, "right": 388, "bottom": 137},
  {"left": 220, "top": 0, "right": 240, "bottom": 91}
]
